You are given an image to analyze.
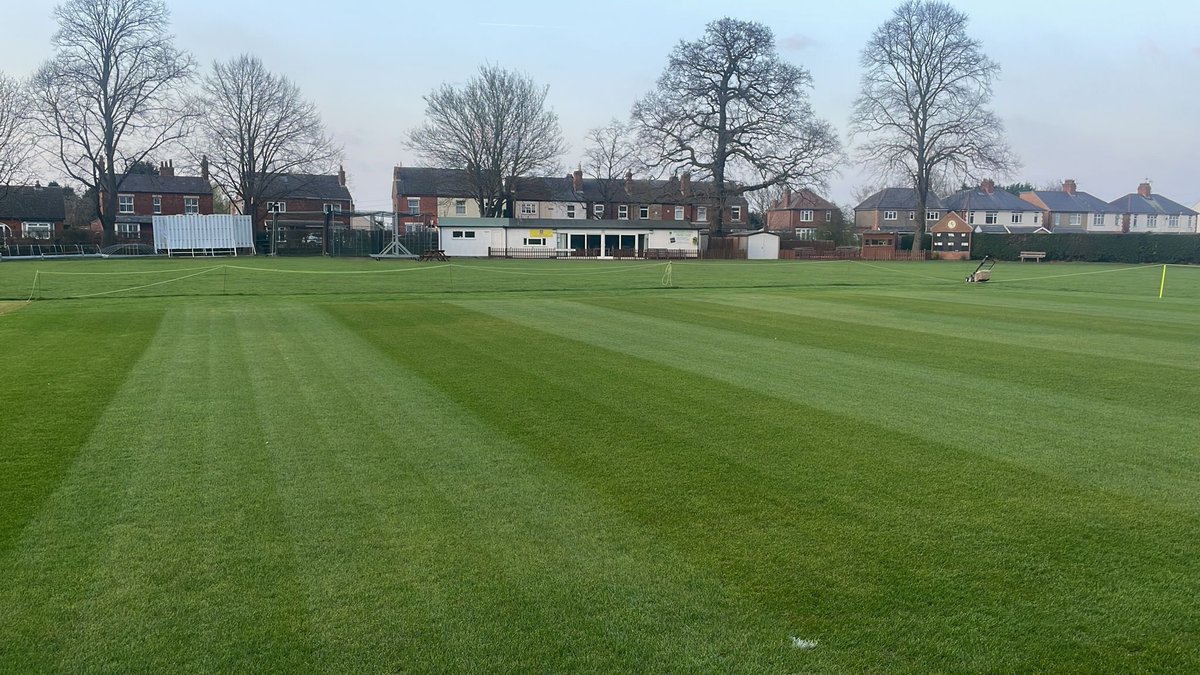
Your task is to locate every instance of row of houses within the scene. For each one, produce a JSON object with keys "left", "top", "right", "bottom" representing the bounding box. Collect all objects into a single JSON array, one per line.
[
  {"left": 854, "top": 179, "right": 1199, "bottom": 236},
  {"left": 0, "top": 160, "right": 354, "bottom": 244}
]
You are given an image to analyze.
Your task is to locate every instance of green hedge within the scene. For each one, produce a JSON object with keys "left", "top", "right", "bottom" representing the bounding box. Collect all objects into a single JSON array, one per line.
[{"left": 972, "top": 233, "right": 1200, "bottom": 264}]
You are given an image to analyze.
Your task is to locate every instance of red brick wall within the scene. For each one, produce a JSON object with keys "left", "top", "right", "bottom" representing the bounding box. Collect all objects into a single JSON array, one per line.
[
  {"left": 103, "top": 192, "right": 214, "bottom": 216},
  {"left": 254, "top": 197, "right": 354, "bottom": 229}
]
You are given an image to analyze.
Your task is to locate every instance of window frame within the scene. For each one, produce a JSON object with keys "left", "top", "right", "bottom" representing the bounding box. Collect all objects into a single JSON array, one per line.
[
  {"left": 406, "top": 197, "right": 420, "bottom": 215},
  {"left": 696, "top": 206, "right": 707, "bottom": 222},
  {"left": 22, "top": 222, "right": 53, "bottom": 239},
  {"left": 184, "top": 197, "right": 200, "bottom": 215},
  {"left": 618, "top": 204, "right": 629, "bottom": 220},
  {"left": 118, "top": 194, "right": 135, "bottom": 214},
  {"left": 800, "top": 209, "right": 814, "bottom": 222},
  {"left": 883, "top": 210, "right": 898, "bottom": 221},
  {"left": 520, "top": 202, "right": 537, "bottom": 216},
  {"left": 454, "top": 199, "right": 466, "bottom": 215},
  {"left": 674, "top": 205, "right": 685, "bottom": 221},
  {"left": 152, "top": 195, "right": 162, "bottom": 215},
  {"left": 731, "top": 205, "right": 742, "bottom": 222},
  {"left": 639, "top": 205, "right": 650, "bottom": 220},
  {"left": 267, "top": 201, "right": 286, "bottom": 213},
  {"left": 566, "top": 204, "right": 577, "bottom": 219}
]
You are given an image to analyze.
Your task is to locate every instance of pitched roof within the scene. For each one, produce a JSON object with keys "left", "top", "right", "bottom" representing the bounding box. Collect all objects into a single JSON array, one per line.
[
  {"left": 1025, "top": 189, "right": 1115, "bottom": 213},
  {"left": 393, "top": 167, "right": 474, "bottom": 198},
  {"left": 1108, "top": 192, "right": 1197, "bottom": 216},
  {"left": 260, "top": 174, "right": 352, "bottom": 201},
  {"left": 769, "top": 189, "right": 837, "bottom": 211},
  {"left": 116, "top": 174, "right": 212, "bottom": 195},
  {"left": 944, "top": 187, "right": 1043, "bottom": 212},
  {"left": 394, "top": 166, "right": 748, "bottom": 207},
  {"left": 0, "top": 184, "right": 66, "bottom": 221},
  {"left": 855, "top": 187, "right": 945, "bottom": 211}
]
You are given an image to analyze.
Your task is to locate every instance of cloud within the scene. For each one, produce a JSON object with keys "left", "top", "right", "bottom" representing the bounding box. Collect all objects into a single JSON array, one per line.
[{"left": 782, "top": 34, "right": 818, "bottom": 51}]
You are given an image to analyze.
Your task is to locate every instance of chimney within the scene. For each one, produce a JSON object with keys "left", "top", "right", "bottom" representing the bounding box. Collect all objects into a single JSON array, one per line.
[
  {"left": 1062, "top": 179, "right": 1077, "bottom": 195},
  {"left": 624, "top": 170, "right": 634, "bottom": 194},
  {"left": 680, "top": 171, "right": 691, "bottom": 196},
  {"left": 338, "top": 164, "right": 346, "bottom": 187},
  {"left": 668, "top": 174, "right": 679, "bottom": 192},
  {"left": 782, "top": 186, "right": 792, "bottom": 208},
  {"left": 159, "top": 160, "right": 174, "bottom": 177},
  {"left": 981, "top": 178, "right": 995, "bottom": 194},
  {"left": 572, "top": 167, "right": 583, "bottom": 192},
  {"left": 200, "top": 155, "right": 209, "bottom": 181},
  {"left": 1138, "top": 181, "right": 1152, "bottom": 198}
]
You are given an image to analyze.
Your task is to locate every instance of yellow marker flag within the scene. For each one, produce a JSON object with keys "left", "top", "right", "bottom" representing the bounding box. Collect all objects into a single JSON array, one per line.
[{"left": 1159, "top": 264, "right": 1167, "bottom": 299}]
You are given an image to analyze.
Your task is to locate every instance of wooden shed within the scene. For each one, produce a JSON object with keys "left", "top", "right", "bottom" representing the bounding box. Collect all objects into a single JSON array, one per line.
[
  {"left": 861, "top": 231, "right": 898, "bottom": 260},
  {"left": 929, "top": 212, "right": 971, "bottom": 260}
]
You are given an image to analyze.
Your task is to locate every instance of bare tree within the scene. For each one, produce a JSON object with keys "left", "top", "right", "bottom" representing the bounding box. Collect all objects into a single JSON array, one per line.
[
  {"left": 631, "top": 18, "right": 841, "bottom": 234},
  {"left": 409, "top": 65, "right": 566, "bottom": 218},
  {"left": 29, "top": 0, "right": 195, "bottom": 245},
  {"left": 194, "top": 54, "right": 340, "bottom": 221},
  {"left": 582, "top": 119, "right": 638, "bottom": 218},
  {"left": 850, "top": 1, "right": 1016, "bottom": 254},
  {"left": 0, "top": 73, "right": 33, "bottom": 196}
]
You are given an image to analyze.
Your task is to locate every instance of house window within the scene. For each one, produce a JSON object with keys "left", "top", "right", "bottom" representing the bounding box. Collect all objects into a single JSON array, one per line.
[
  {"left": 403, "top": 198, "right": 419, "bottom": 215},
  {"left": 593, "top": 204, "right": 604, "bottom": 217},
  {"left": 1147, "top": 215, "right": 1157, "bottom": 228},
  {"left": 639, "top": 205, "right": 649, "bottom": 219},
  {"left": 1169, "top": 215, "right": 1180, "bottom": 228},
  {"left": 927, "top": 211, "right": 939, "bottom": 221},
  {"left": 1069, "top": 213, "right": 1082, "bottom": 226},
  {"left": 618, "top": 204, "right": 629, "bottom": 220},
  {"left": 454, "top": 199, "right": 466, "bottom": 215},
  {"left": 267, "top": 201, "right": 286, "bottom": 213},
  {"left": 451, "top": 230, "right": 477, "bottom": 239},
  {"left": 825, "top": 210, "right": 833, "bottom": 222},
  {"left": 520, "top": 202, "right": 536, "bottom": 216},
  {"left": 908, "top": 211, "right": 916, "bottom": 220},
  {"left": 968, "top": 212, "right": 975, "bottom": 224},
  {"left": 883, "top": 211, "right": 898, "bottom": 221},
  {"left": 153, "top": 195, "right": 162, "bottom": 214},
  {"left": 524, "top": 238, "right": 546, "bottom": 246},
  {"left": 22, "top": 222, "right": 52, "bottom": 239},
  {"left": 118, "top": 194, "right": 134, "bottom": 214},
  {"left": 566, "top": 204, "right": 576, "bottom": 219},
  {"left": 800, "top": 209, "right": 814, "bottom": 222},
  {"left": 1053, "top": 213, "right": 1062, "bottom": 226},
  {"left": 985, "top": 212, "right": 998, "bottom": 224},
  {"left": 1033, "top": 213, "right": 1040, "bottom": 224},
  {"left": 731, "top": 205, "right": 742, "bottom": 222},
  {"left": 116, "top": 222, "right": 140, "bottom": 236},
  {"left": 697, "top": 206, "right": 707, "bottom": 221},
  {"left": 1093, "top": 213, "right": 1104, "bottom": 227},
  {"left": 1011, "top": 212, "right": 1022, "bottom": 224},
  {"left": 324, "top": 203, "right": 342, "bottom": 214},
  {"left": 795, "top": 228, "right": 816, "bottom": 240},
  {"left": 675, "top": 205, "right": 685, "bottom": 220},
  {"left": 184, "top": 197, "right": 199, "bottom": 214}
]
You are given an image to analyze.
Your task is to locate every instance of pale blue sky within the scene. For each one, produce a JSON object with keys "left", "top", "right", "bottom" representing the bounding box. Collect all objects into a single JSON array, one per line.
[{"left": 6, "top": 0, "right": 1200, "bottom": 211}]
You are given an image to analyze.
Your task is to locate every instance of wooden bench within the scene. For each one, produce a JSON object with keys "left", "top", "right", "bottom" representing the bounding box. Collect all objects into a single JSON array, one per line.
[
  {"left": 418, "top": 249, "right": 448, "bottom": 261},
  {"left": 1019, "top": 251, "right": 1046, "bottom": 262}
]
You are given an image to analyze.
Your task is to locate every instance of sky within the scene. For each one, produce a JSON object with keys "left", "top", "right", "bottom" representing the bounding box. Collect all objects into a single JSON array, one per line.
[{"left": 6, "top": 0, "right": 1200, "bottom": 212}]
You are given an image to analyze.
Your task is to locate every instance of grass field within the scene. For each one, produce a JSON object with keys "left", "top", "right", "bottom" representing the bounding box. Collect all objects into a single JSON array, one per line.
[{"left": 1, "top": 257, "right": 1198, "bottom": 672}]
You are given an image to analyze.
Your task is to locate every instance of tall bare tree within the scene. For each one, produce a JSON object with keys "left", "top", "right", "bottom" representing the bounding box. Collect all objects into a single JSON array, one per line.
[
  {"left": 409, "top": 65, "right": 565, "bottom": 218},
  {"left": 582, "top": 119, "right": 638, "bottom": 218},
  {"left": 0, "top": 73, "right": 33, "bottom": 197},
  {"left": 194, "top": 54, "right": 340, "bottom": 221},
  {"left": 29, "top": 0, "right": 195, "bottom": 245},
  {"left": 850, "top": 1, "right": 1016, "bottom": 254},
  {"left": 631, "top": 18, "right": 841, "bottom": 234}
]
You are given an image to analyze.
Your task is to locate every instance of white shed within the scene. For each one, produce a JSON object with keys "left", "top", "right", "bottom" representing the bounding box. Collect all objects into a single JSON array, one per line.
[
  {"left": 743, "top": 231, "right": 780, "bottom": 260},
  {"left": 152, "top": 214, "right": 254, "bottom": 254}
]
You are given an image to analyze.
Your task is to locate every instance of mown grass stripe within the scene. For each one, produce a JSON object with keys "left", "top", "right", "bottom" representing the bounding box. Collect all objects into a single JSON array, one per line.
[{"left": 454, "top": 297, "right": 1200, "bottom": 511}]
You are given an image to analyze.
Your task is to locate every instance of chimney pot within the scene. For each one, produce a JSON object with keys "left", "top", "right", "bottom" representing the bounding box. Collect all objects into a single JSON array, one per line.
[{"left": 159, "top": 161, "right": 174, "bottom": 177}]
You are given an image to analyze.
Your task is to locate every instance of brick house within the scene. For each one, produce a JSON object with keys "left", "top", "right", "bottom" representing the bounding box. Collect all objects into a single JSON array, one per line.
[
  {"left": 0, "top": 183, "right": 67, "bottom": 242},
  {"left": 393, "top": 166, "right": 748, "bottom": 229},
  {"left": 255, "top": 168, "right": 354, "bottom": 240},
  {"left": 98, "top": 159, "right": 214, "bottom": 241},
  {"left": 1019, "top": 180, "right": 1121, "bottom": 233},
  {"left": 1108, "top": 182, "right": 1198, "bottom": 234},
  {"left": 854, "top": 188, "right": 946, "bottom": 233},
  {"left": 766, "top": 188, "right": 842, "bottom": 238},
  {"left": 943, "top": 179, "right": 1045, "bottom": 233}
]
